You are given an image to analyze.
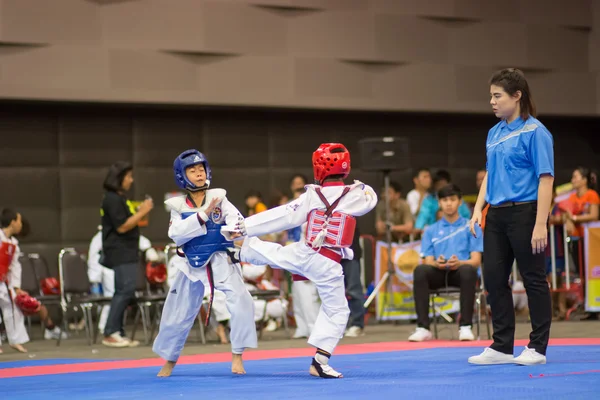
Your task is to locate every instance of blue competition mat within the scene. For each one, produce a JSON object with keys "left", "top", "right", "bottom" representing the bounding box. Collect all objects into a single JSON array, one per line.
[{"left": 1, "top": 346, "right": 599, "bottom": 400}]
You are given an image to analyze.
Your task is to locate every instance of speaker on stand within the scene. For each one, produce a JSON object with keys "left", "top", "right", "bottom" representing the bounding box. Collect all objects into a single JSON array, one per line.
[{"left": 359, "top": 137, "right": 410, "bottom": 321}]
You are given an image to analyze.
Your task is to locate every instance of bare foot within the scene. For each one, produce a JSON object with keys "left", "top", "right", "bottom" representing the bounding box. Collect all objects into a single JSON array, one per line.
[
  {"left": 231, "top": 353, "right": 246, "bottom": 374},
  {"left": 216, "top": 324, "right": 229, "bottom": 345},
  {"left": 157, "top": 361, "right": 176, "bottom": 377},
  {"left": 10, "top": 344, "right": 27, "bottom": 353},
  {"left": 0, "top": 347, "right": 3, "bottom": 354}
]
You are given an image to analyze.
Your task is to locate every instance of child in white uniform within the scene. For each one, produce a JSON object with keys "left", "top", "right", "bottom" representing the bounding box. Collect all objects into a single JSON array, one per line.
[
  {"left": 224, "top": 143, "right": 378, "bottom": 378},
  {"left": 153, "top": 149, "right": 257, "bottom": 377}
]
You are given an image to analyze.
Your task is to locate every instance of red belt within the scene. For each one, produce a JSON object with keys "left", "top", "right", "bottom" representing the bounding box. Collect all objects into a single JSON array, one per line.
[
  {"left": 292, "top": 247, "right": 342, "bottom": 281},
  {"left": 317, "top": 247, "right": 342, "bottom": 263}
]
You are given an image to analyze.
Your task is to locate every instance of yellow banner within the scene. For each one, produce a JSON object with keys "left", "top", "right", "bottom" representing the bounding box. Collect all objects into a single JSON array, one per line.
[
  {"left": 584, "top": 223, "right": 600, "bottom": 311},
  {"left": 374, "top": 241, "right": 459, "bottom": 320}
]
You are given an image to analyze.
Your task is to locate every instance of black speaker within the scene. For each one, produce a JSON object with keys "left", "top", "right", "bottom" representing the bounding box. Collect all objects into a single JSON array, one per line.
[{"left": 358, "top": 137, "right": 409, "bottom": 171}]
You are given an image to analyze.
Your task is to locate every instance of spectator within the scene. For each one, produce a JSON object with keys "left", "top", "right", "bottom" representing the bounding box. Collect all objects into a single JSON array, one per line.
[
  {"left": 289, "top": 173, "right": 308, "bottom": 200},
  {"left": 406, "top": 168, "right": 432, "bottom": 217},
  {"left": 564, "top": 167, "right": 600, "bottom": 321},
  {"left": 343, "top": 225, "right": 365, "bottom": 337},
  {"left": 0, "top": 209, "right": 66, "bottom": 354},
  {"left": 245, "top": 190, "right": 267, "bottom": 216},
  {"left": 408, "top": 184, "right": 482, "bottom": 342},
  {"left": 415, "top": 170, "right": 471, "bottom": 231},
  {"left": 100, "top": 161, "right": 153, "bottom": 348},
  {"left": 87, "top": 225, "right": 156, "bottom": 334},
  {"left": 375, "top": 182, "right": 413, "bottom": 242}
]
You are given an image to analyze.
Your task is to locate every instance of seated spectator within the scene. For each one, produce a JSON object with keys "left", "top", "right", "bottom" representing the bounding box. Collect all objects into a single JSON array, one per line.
[
  {"left": 241, "top": 263, "right": 288, "bottom": 332},
  {"left": 289, "top": 173, "right": 308, "bottom": 200},
  {"left": 415, "top": 170, "right": 471, "bottom": 231},
  {"left": 245, "top": 190, "right": 267, "bottom": 216},
  {"left": 408, "top": 185, "right": 482, "bottom": 342},
  {"left": 375, "top": 182, "right": 413, "bottom": 242},
  {"left": 406, "top": 168, "right": 432, "bottom": 217},
  {"left": 0, "top": 209, "right": 65, "bottom": 354}
]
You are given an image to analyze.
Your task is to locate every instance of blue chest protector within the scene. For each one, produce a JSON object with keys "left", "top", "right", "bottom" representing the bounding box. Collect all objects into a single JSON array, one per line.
[{"left": 181, "top": 212, "right": 230, "bottom": 268}]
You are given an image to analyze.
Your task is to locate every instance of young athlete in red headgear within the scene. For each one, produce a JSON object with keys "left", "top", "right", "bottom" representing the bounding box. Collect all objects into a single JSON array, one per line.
[{"left": 224, "top": 143, "right": 378, "bottom": 378}]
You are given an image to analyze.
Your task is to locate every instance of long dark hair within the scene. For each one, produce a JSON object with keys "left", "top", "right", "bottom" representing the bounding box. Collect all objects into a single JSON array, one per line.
[
  {"left": 575, "top": 166, "right": 597, "bottom": 191},
  {"left": 489, "top": 68, "right": 536, "bottom": 120},
  {"left": 103, "top": 161, "right": 133, "bottom": 192}
]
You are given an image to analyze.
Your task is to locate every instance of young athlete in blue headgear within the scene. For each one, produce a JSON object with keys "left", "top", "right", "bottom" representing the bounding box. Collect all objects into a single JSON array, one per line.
[{"left": 153, "top": 149, "right": 256, "bottom": 377}]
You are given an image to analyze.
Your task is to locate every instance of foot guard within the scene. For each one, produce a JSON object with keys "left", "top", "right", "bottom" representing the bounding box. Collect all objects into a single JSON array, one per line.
[
  {"left": 226, "top": 247, "right": 241, "bottom": 264},
  {"left": 310, "top": 358, "right": 343, "bottom": 379}
]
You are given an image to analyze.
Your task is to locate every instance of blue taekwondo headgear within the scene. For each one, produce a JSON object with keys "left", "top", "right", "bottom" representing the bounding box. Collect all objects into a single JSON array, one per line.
[{"left": 173, "top": 149, "right": 212, "bottom": 192}]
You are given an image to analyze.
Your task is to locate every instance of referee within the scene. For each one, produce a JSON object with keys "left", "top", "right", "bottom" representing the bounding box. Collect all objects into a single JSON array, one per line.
[{"left": 468, "top": 68, "right": 554, "bottom": 366}]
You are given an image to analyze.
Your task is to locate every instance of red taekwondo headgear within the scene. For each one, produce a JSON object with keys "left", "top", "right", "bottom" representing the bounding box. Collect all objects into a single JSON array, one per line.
[{"left": 312, "top": 143, "right": 351, "bottom": 185}]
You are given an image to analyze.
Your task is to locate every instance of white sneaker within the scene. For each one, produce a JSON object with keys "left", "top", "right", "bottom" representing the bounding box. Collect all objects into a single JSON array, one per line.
[
  {"left": 265, "top": 319, "right": 278, "bottom": 332},
  {"left": 344, "top": 326, "right": 365, "bottom": 337},
  {"left": 44, "top": 327, "right": 68, "bottom": 340},
  {"left": 408, "top": 327, "right": 433, "bottom": 342},
  {"left": 514, "top": 347, "right": 546, "bottom": 365},
  {"left": 459, "top": 326, "right": 475, "bottom": 341},
  {"left": 468, "top": 347, "right": 514, "bottom": 365},
  {"left": 102, "top": 332, "right": 130, "bottom": 348}
]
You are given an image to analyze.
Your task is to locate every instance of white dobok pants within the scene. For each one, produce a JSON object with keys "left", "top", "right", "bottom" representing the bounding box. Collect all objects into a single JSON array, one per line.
[
  {"left": 0, "top": 285, "right": 29, "bottom": 346},
  {"left": 240, "top": 237, "right": 349, "bottom": 354},
  {"left": 152, "top": 259, "right": 257, "bottom": 362}
]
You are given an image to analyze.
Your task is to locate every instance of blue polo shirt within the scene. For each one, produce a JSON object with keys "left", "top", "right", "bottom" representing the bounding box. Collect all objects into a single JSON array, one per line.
[
  {"left": 420, "top": 216, "right": 483, "bottom": 264},
  {"left": 415, "top": 194, "right": 472, "bottom": 229},
  {"left": 485, "top": 116, "right": 554, "bottom": 206}
]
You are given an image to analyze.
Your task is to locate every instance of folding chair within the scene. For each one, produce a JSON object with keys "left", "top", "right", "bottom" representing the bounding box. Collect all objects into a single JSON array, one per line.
[
  {"left": 429, "top": 271, "right": 491, "bottom": 340},
  {"left": 130, "top": 258, "right": 167, "bottom": 345},
  {"left": 28, "top": 253, "right": 51, "bottom": 280},
  {"left": 57, "top": 248, "right": 112, "bottom": 346}
]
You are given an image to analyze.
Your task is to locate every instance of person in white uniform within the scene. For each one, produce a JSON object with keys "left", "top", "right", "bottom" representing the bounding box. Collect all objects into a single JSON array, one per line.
[
  {"left": 0, "top": 209, "right": 29, "bottom": 353},
  {"left": 224, "top": 143, "right": 378, "bottom": 379},
  {"left": 241, "top": 263, "right": 288, "bottom": 328},
  {"left": 166, "top": 255, "right": 231, "bottom": 344},
  {"left": 152, "top": 149, "right": 256, "bottom": 377},
  {"left": 0, "top": 209, "right": 66, "bottom": 353},
  {"left": 87, "top": 227, "right": 156, "bottom": 333}
]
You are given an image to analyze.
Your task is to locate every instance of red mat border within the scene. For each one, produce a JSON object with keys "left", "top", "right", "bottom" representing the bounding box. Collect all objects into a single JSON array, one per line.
[{"left": 2, "top": 338, "right": 599, "bottom": 379}]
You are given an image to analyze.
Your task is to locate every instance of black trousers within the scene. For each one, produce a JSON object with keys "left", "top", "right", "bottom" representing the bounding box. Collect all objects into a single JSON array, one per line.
[
  {"left": 342, "top": 258, "right": 365, "bottom": 329},
  {"left": 104, "top": 262, "right": 138, "bottom": 337},
  {"left": 484, "top": 203, "right": 552, "bottom": 355},
  {"left": 413, "top": 264, "right": 478, "bottom": 329}
]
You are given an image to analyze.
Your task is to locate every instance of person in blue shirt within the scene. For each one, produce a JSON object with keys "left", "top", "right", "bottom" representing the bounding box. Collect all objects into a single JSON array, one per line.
[
  {"left": 408, "top": 184, "right": 482, "bottom": 342},
  {"left": 415, "top": 170, "right": 471, "bottom": 231},
  {"left": 469, "top": 68, "right": 554, "bottom": 366}
]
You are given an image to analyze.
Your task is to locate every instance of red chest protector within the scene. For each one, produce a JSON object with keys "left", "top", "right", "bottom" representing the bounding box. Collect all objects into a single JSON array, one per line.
[
  {"left": 0, "top": 240, "right": 17, "bottom": 283},
  {"left": 305, "top": 186, "right": 356, "bottom": 249}
]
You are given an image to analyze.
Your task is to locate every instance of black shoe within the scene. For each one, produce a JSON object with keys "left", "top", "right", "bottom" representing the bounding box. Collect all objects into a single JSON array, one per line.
[{"left": 581, "top": 313, "right": 599, "bottom": 321}]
